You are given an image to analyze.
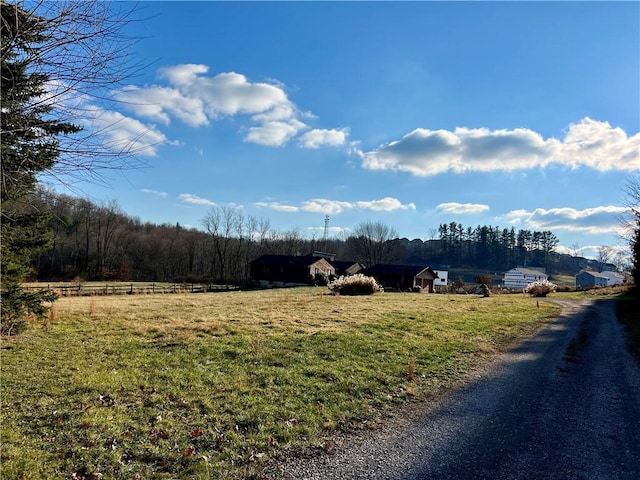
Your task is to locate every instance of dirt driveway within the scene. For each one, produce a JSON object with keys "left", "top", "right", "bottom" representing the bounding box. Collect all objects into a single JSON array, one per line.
[{"left": 275, "top": 299, "right": 640, "bottom": 479}]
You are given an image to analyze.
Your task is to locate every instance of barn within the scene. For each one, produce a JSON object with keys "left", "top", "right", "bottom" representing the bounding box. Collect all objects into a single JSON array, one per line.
[
  {"left": 363, "top": 264, "right": 438, "bottom": 292},
  {"left": 249, "top": 255, "right": 334, "bottom": 287},
  {"left": 575, "top": 270, "right": 609, "bottom": 289}
]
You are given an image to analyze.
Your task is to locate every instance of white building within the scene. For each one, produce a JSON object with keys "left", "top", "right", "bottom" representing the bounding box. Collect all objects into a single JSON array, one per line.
[
  {"left": 433, "top": 270, "right": 449, "bottom": 290},
  {"left": 600, "top": 271, "right": 625, "bottom": 286},
  {"left": 503, "top": 267, "right": 548, "bottom": 290}
]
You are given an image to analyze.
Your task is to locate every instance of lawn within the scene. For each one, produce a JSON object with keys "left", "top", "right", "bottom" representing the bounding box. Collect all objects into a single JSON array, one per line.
[{"left": 1, "top": 289, "right": 561, "bottom": 479}]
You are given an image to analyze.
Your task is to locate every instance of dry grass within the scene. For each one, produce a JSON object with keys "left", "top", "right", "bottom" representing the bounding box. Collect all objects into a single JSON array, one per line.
[
  {"left": 2, "top": 288, "right": 562, "bottom": 480},
  {"left": 55, "top": 288, "right": 548, "bottom": 334}
]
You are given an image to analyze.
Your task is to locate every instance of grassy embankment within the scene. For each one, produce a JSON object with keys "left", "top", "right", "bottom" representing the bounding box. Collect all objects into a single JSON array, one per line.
[
  {"left": 616, "top": 287, "right": 640, "bottom": 360},
  {"left": 1, "top": 289, "right": 562, "bottom": 479}
]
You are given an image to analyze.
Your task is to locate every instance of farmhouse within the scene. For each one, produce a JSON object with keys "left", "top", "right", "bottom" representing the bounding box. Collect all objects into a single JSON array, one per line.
[
  {"left": 575, "top": 270, "right": 610, "bottom": 289},
  {"left": 249, "top": 255, "right": 334, "bottom": 287},
  {"left": 363, "top": 264, "right": 438, "bottom": 292},
  {"left": 502, "top": 267, "right": 547, "bottom": 290}
]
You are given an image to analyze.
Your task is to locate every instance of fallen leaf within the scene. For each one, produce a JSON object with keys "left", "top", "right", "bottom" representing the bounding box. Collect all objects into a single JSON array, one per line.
[{"left": 183, "top": 445, "right": 195, "bottom": 457}]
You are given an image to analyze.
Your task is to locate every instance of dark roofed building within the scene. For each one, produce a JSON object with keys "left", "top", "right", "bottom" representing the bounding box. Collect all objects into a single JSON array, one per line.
[
  {"left": 249, "top": 255, "right": 335, "bottom": 287},
  {"left": 363, "top": 264, "right": 438, "bottom": 293},
  {"left": 331, "top": 260, "right": 365, "bottom": 277}
]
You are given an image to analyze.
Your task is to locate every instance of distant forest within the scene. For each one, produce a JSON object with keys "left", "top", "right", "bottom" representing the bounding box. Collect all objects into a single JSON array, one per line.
[{"left": 27, "top": 187, "right": 607, "bottom": 285}]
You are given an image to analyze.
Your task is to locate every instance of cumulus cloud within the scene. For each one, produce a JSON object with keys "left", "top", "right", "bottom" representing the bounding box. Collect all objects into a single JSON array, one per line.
[
  {"left": 503, "top": 205, "right": 631, "bottom": 234},
  {"left": 255, "top": 197, "right": 415, "bottom": 215},
  {"left": 254, "top": 201, "right": 300, "bottom": 212},
  {"left": 157, "top": 63, "right": 209, "bottom": 87},
  {"left": 116, "top": 85, "right": 208, "bottom": 127},
  {"left": 437, "top": 202, "right": 490, "bottom": 214},
  {"left": 300, "top": 199, "right": 354, "bottom": 214},
  {"left": 116, "top": 65, "right": 348, "bottom": 148},
  {"left": 359, "top": 118, "right": 639, "bottom": 176},
  {"left": 244, "top": 119, "right": 306, "bottom": 146},
  {"left": 83, "top": 107, "right": 170, "bottom": 157},
  {"left": 179, "top": 193, "right": 216, "bottom": 207},
  {"left": 41, "top": 79, "right": 175, "bottom": 158},
  {"left": 160, "top": 68, "right": 288, "bottom": 117},
  {"left": 298, "top": 128, "right": 349, "bottom": 149},
  {"left": 354, "top": 197, "right": 416, "bottom": 212}
]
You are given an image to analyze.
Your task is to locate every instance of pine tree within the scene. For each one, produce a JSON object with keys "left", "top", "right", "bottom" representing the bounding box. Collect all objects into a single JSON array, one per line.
[{"left": 1, "top": 1, "right": 80, "bottom": 333}]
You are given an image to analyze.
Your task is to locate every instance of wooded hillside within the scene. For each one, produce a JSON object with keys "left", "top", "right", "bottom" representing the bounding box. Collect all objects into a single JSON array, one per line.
[{"left": 28, "top": 188, "right": 609, "bottom": 285}]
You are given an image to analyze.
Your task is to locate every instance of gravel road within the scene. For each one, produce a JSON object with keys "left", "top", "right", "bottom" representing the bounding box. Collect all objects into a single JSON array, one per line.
[{"left": 275, "top": 299, "right": 640, "bottom": 480}]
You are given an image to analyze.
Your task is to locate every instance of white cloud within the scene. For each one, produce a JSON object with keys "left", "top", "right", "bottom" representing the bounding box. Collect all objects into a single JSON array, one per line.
[
  {"left": 555, "top": 245, "right": 575, "bottom": 256},
  {"left": 179, "top": 193, "right": 216, "bottom": 207},
  {"left": 561, "top": 118, "right": 639, "bottom": 170},
  {"left": 576, "top": 244, "right": 631, "bottom": 261},
  {"left": 254, "top": 201, "right": 299, "bottom": 212},
  {"left": 251, "top": 103, "right": 299, "bottom": 123},
  {"left": 157, "top": 63, "right": 209, "bottom": 87},
  {"left": 141, "top": 188, "right": 168, "bottom": 198},
  {"left": 256, "top": 197, "right": 415, "bottom": 215},
  {"left": 115, "top": 65, "right": 348, "bottom": 148},
  {"left": 437, "top": 202, "right": 490, "bottom": 214},
  {"left": 44, "top": 81, "right": 173, "bottom": 158},
  {"left": 83, "top": 107, "right": 170, "bottom": 157},
  {"left": 161, "top": 68, "right": 288, "bottom": 117},
  {"left": 116, "top": 85, "right": 208, "bottom": 127},
  {"left": 360, "top": 118, "right": 639, "bottom": 176},
  {"left": 298, "top": 128, "right": 349, "bottom": 148},
  {"left": 354, "top": 197, "right": 416, "bottom": 212},
  {"left": 503, "top": 205, "right": 630, "bottom": 234},
  {"left": 301, "top": 199, "right": 355, "bottom": 214},
  {"left": 244, "top": 120, "right": 305, "bottom": 146}
]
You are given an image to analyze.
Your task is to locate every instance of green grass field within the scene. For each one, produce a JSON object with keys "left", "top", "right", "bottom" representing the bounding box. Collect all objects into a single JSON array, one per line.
[{"left": 1, "top": 289, "right": 564, "bottom": 479}]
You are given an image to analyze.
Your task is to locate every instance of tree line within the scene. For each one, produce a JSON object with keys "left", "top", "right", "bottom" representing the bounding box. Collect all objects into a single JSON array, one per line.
[
  {"left": 432, "top": 221, "right": 559, "bottom": 270},
  {"left": 26, "top": 187, "right": 594, "bottom": 286}
]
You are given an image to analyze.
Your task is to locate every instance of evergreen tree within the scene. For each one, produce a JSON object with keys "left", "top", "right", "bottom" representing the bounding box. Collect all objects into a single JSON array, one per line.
[{"left": 1, "top": 2, "right": 80, "bottom": 333}]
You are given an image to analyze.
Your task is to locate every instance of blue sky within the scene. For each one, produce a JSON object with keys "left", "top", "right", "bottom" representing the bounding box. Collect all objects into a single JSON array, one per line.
[{"left": 49, "top": 1, "right": 639, "bottom": 260}]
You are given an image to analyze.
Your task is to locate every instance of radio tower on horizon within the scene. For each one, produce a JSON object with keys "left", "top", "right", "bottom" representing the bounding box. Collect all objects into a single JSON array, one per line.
[{"left": 323, "top": 215, "right": 329, "bottom": 251}]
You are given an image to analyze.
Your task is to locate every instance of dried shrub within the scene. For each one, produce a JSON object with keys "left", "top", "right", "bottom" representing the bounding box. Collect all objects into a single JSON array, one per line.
[
  {"left": 328, "top": 274, "right": 381, "bottom": 296},
  {"left": 524, "top": 279, "right": 557, "bottom": 297}
]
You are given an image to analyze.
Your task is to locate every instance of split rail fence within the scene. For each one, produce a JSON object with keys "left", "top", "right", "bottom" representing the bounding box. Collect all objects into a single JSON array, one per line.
[{"left": 22, "top": 283, "right": 239, "bottom": 297}]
